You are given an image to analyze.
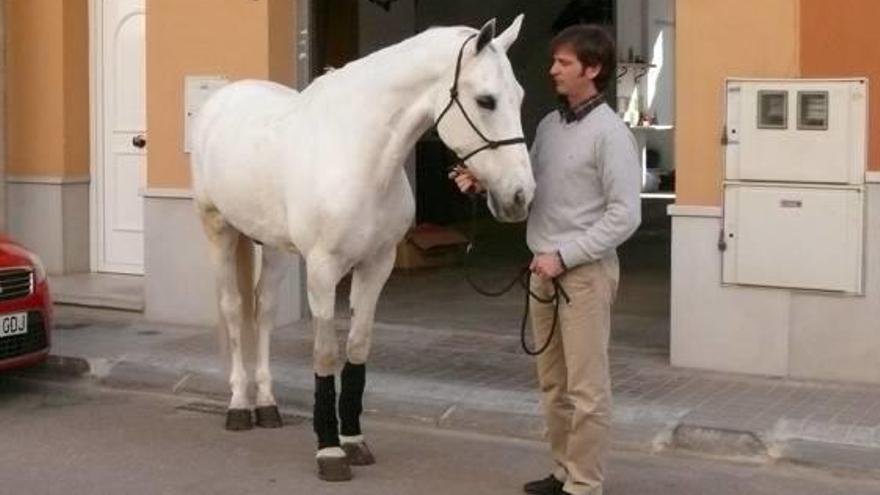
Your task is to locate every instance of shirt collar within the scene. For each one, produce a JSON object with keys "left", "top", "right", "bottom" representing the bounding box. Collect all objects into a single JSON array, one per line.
[{"left": 558, "top": 93, "right": 605, "bottom": 124}]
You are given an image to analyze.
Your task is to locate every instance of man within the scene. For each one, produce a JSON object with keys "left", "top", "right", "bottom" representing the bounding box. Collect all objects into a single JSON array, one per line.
[{"left": 453, "top": 25, "right": 641, "bottom": 495}]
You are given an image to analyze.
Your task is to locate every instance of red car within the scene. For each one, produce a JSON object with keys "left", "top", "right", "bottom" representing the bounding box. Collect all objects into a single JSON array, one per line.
[{"left": 0, "top": 235, "right": 51, "bottom": 371}]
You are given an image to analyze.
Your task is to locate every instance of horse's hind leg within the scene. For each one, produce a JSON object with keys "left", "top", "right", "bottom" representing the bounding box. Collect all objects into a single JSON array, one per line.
[
  {"left": 339, "top": 246, "right": 396, "bottom": 466},
  {"left": 306, "top": 251, "right": 351, "bottom": 482},
  {"left": 198, "top": 203, "right": 254, "bottom": 431},
  {"left": 253, "top": 246, "right": 287, "bottom": 428}
]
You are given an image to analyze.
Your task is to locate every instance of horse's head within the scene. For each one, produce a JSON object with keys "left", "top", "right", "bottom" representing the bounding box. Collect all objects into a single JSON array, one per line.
[{"left": 435, "top": 15, "right": 535, "bottom": 223}]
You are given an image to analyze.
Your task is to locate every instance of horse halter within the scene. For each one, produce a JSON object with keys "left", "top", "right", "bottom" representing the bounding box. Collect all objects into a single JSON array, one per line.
[
  {"left": 438, "top": 35, "right": 565, "bottom": 356},
  {"left": 434, "top": 34, "right": 526, "bottom": 165}
]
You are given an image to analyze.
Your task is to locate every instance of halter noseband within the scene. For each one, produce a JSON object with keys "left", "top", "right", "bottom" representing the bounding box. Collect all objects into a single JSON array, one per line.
[{"left": 434, "top": 34, "right": 526, "bottom": 165}]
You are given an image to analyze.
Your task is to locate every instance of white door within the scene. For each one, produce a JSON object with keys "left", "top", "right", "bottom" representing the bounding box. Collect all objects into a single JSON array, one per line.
[{"left": 97, "top": 0, "right": 146, "bottom": 274}]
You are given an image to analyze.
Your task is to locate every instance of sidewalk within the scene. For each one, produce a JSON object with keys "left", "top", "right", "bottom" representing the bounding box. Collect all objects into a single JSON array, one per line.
[{"left": 21, "top": 303, "right": 880, "bottom": 480}]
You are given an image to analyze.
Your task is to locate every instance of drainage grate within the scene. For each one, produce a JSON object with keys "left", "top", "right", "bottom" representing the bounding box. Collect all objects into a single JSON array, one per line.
[
  {"left": 176, "top": 401, "right": 308, "bottom": 426},
  {"left": 55, "top": 322, "right": 90, "bottom": 331}
]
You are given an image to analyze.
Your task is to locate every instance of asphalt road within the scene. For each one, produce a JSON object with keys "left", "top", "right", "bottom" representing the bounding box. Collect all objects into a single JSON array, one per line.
[{"left": 1, "top": 376, "right": 878, "bottom": 495}]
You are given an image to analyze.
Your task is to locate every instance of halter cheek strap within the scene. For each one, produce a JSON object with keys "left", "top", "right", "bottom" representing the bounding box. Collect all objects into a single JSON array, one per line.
[{"left": 434, "top": 34, "right": 526, "bottom": 166}]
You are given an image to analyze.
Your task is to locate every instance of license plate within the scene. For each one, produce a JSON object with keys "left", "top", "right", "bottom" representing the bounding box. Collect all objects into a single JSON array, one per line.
[{"left": 0, "top": 312, "right": 27, "bottom": 338}]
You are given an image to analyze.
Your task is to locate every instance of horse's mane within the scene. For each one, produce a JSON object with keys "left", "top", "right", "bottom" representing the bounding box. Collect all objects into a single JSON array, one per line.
[{"left": 303, "top": 26, "right": 475, "bottom": 96}]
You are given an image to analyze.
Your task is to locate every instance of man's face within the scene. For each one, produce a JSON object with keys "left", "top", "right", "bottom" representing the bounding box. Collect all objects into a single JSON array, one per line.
[{"left": 549, "top": 45, "right": 600, "bottom": 98}]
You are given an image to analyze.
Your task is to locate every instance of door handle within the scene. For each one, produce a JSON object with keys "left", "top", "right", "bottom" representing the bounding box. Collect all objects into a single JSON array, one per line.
[{"left": 132, "top": 134, "right": 147, "bottom": 149}]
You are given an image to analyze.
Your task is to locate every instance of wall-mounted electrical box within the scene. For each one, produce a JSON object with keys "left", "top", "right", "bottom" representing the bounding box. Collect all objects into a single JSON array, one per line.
[
  {"left": 725, "top": 79, "right": 867, "bottom": 184},
  {"left": 722, "top": 78, "right": 868, "bottom": 293},
  {"left": 722, "top": 184, "right": 864, "bottom": 293},
  {"left": 183, "top": 75, "right": 229, "bottom": 153}
]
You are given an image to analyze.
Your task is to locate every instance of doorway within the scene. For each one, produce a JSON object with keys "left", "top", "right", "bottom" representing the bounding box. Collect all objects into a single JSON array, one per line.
[{"left": 90, "top": 0, "right": 147, "bottom": 275}]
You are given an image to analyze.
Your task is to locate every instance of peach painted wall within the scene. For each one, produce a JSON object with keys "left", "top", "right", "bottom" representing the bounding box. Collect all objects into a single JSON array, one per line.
[
  {"left": 800, "top": 0, "right": 880, "bottom": 171},
  {"left": 675, "top": 0, "right": 800, "bottom": 206},
  {"left": 63, "top": 0, "right": 90, "bottom": 178},
  {"left": 146, "top": 0, "right": 296, "bottom": 189},
  {"left": 6, "top": 0, "right": 89, "bottom": 179},
  {"left": 268, "top": 0, "right": 296, "bottom": 84},
  {"left": 0, "top": 1, "right": 5, "bottom": 183}
]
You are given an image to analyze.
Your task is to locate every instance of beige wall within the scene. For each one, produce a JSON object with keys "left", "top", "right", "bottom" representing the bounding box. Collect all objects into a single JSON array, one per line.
[
  {"left": 146, "top": 0, "right": 296, "bottom": 189},
  {"left": 63, "top": 0, "right": 90, "bottom": 178},
  {"left": 0, "top": 0, "right": 6, "bottom": 229},
  {"left": 268, "top": 0, "right": 296, "bottom": 84},
  {"left": 8, "top": 0, "right": 64, "bottom": 178},
  {"left": 674, "top": 0, "right": 800, "bottom": 206},
  {"left": 6, "top": 0, "right": 88, "bottom": 179}
]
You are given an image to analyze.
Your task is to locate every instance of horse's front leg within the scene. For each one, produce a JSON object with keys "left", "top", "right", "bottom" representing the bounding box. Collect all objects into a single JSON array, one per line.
[
  {"left": 307, "top": 252, "right": 351, "bottom": 482},
  {"left": 340, "top": 247, "right": 396, "bottom": 466},
  {"left": 252, "top": 246, "right": 287, "bottom": 428}
]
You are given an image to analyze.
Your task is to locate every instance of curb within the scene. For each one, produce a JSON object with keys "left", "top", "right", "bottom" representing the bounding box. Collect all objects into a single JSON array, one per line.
[
  {"left": 776, "top": 439, "right": 880, "bottom": 480},
  {"left": 53, "top": 297, "right": 144, "bottom": 312},
  {"left": 36, "top": 353, "right": 664, "bottom": 449},
  {"left": 23, "top": 354, "right": 92, "bottom": 380},
  {"left": 32, "top": 353, "right": 880, "bottom": 479},
  {"left": 667, "top": 423, "right": 880, "bottom": 480}
]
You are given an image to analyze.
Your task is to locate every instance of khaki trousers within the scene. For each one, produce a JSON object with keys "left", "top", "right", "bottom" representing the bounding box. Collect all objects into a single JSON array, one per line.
[{"left": 529, "top": 256, "right": 619, "bottom": 495}]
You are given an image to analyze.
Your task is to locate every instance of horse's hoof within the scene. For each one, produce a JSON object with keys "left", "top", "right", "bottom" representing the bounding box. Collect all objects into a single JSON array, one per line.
[
  {"left": 225, "top": 408, "right": 253, "bottom": 431},
  {"left": 255, "top": 405, "right": 283, "bottom": 428},
  {"left": 317, "top": 456, "right": 352, "bottom": 482},
  {"left": 341, "top": 441, "right": 375, "bottom": 466}
]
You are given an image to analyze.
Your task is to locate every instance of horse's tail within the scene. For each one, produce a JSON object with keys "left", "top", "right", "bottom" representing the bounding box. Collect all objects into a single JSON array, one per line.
[
  {"left": 234, "top": 235, "right": 258, "bottom": 377},
  {"left": 197, "top": 200, "right": 258, "bottom": 378}
]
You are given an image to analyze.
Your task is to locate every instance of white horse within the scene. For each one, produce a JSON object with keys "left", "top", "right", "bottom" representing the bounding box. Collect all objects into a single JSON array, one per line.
[{"left": 190, "top": 15, "right": 534, "bottom": 481}]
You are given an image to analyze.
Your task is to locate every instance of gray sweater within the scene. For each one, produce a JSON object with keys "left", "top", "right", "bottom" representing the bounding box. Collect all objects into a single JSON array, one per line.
[{"left": 526, "top": 103, "right": 642, "bottom": 268}]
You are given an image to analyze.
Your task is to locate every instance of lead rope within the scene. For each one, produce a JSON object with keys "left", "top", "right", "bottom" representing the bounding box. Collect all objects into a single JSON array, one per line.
[
  {"left": 434, "top": 34, "right": 561, "bottom": 354},
  {"left": 461, "top": 195, "right": 570, "bottom": 356}
]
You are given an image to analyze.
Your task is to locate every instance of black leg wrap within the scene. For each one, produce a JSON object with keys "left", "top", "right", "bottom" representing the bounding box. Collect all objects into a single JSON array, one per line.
[
  {"left": 314, "top": 374, "right": 340, "bottom": 449},
  {"left": 339, "top": 362, "right": 366, "bottom": 437}
]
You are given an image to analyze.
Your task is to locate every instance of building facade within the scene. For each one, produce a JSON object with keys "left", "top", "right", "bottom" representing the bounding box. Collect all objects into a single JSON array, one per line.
[
  {"left": 2, "top": 0, "right": 878, "bottom": 383},
  {"left": 671, "top": 0, "right": 880, "bottom": 383},
  {"left": 2, "top": 0, "right": 303, "bottom": 326}
]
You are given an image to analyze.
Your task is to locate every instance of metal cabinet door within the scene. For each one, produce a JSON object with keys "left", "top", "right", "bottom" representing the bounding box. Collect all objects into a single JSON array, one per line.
[
  {"left": 722, "top": 184, "right": 864, "bottom": 293},
  {"left": 725, "top": 79, "right": 867, "bottom": 185}
]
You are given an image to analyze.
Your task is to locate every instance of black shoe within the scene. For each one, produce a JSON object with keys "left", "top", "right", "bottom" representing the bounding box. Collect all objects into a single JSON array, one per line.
[{"left": 523, "top": 475, "right": 564, "bottom": 495}]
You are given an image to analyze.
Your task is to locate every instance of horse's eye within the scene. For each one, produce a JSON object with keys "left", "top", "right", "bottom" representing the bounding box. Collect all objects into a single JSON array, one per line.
[{"left": 476, "top": 95, "right": 496, "bottom": 111}]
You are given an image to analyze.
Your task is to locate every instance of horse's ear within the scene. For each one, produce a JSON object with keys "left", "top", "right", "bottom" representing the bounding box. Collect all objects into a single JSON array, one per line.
[
  {"left": 496, "top": 14, "right": 524, "bottom": 52},
  {"left": 475, "top": 18, "right": 496, "bottom": 53}
]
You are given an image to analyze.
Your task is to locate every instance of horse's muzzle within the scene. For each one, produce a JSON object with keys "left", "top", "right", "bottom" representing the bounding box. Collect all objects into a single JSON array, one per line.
[{"left": 488, "top": 189, "right": 531, "bottom": 223}]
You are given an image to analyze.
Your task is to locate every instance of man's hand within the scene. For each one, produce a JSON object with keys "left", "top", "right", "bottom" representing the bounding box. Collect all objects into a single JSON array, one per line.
[
  {"left": 448, "top": 165, "right": 485, "bottom": 194},
  {"left": 530, "top": 252, "right": 565, "bottom": 280}
]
